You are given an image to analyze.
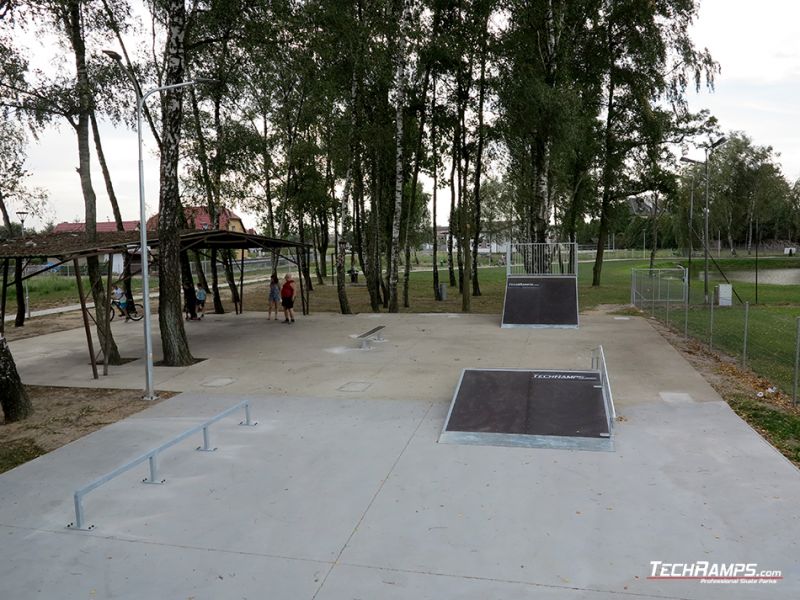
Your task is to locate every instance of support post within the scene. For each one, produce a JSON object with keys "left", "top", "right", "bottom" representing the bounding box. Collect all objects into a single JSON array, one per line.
[
  {"left": 73, "top": 492, "right": 85, "bottom": 530},
  {"left": 684, "top": 269, "right": 689, "bottom": 340},
  {"left": 742, "top": 302, "right": 749, "bottom": 369},
  {"left": 197, "top": 425, "right": 216, "bottom": 452},
  {"left": 709, "top": 290, "right": 715, "bottom": 353},
  {"left": 240, "top": 401, "right": 255, "bottom": 426},
  {"left": 630, "top": 269, "right": 635, "bottom": 307},
  {"left": 74, "top": 259, "right": 99, "bottom": 379},
  {"left": 0, "top": 259, "right": 8, "bottom": 337},
  {"left": 142, "top": 453, "right": 164, "bottom": 484},
  {"left": 238, "top": 251, "right": 245, "bottom": 314},
  {"left": 103, "top": 255, "right": 113, "bottom": 376}
]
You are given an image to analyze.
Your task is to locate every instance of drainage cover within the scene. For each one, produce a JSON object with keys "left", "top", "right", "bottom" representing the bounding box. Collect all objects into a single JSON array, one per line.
[
  {"left": 337, "top": 381, "right": 373, "bottom": 392},
  {"left": 440, "top": 369, "right": 613, "bottom": 452}
]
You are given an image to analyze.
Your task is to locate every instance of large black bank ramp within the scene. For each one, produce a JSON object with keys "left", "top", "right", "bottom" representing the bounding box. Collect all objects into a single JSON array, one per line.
[
  {"left": 501, "top": 275, "right": 579, "bottom": 328},
  {"left": 440, "top": 359, "right": 615, "bottom": 452}
]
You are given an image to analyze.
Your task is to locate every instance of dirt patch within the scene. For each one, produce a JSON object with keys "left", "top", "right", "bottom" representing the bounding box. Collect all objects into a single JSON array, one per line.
[
  {"left": 3, "top": 311, "right": 87, "bottom": 342},
  {"left": 0, "top": 386, "right": 176, "bottom": 474}
]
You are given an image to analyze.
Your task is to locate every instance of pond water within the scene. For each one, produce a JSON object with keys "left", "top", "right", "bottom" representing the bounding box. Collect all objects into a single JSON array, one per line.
[{"left": 707, "top": 268, "right": 800, "bottom": 285}]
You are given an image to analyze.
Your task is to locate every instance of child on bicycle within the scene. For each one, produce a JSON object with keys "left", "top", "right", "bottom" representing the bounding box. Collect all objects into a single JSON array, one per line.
[{"left": 111, "top": 285, "right": 128, "bottom": 320}]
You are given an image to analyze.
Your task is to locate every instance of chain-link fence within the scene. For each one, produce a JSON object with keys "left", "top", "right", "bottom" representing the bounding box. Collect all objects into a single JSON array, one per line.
[
  {"left": 506, "top": 242, "right": 577, "bottom": 276},
  {"left": 632, "top": 267, "right": 800, "bottom": 403}
]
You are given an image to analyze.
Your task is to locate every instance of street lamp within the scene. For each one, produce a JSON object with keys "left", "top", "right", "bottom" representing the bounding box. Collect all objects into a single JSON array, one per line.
[
  {"left": 680, "top": 135, "right": 727, "bottom": 304},
  {"left": 103, "top": 49, "right": 212, "bottom": 400},
  {"left": 15, "top": 211, "right": 30, "bottom": 319}
]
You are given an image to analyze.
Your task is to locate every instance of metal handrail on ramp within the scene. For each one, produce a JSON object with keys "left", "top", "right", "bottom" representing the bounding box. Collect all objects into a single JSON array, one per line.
[
  {"left": 68, "top": 400, "right": 257, "bottom": 531},
  {"left": 591, "top": 346, "right": 616, "bottom": 433}
]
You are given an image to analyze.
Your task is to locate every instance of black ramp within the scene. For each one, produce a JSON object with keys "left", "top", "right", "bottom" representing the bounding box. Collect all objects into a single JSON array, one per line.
[
  {"left": 445, "top": 370, "right": 532, "bottom": 434},
  {"left": 502, "top": 276, "right": 578, "bottom": 327},
  {"left": 442, "top": 369, "right": 611, "bottom": 450}
]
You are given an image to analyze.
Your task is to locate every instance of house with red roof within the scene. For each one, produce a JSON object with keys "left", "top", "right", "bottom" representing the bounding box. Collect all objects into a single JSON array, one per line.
[
  {"left": 145, "top": 206, "right": 248, "bottom": 233},
  {"left": 52, "top": 220, "right": 141, "bottom": 233}
]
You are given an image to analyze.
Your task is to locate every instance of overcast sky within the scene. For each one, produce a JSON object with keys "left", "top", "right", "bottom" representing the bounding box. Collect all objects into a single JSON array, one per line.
[{"left": 18, "top": 0, "right": 800, "bottom": 231}]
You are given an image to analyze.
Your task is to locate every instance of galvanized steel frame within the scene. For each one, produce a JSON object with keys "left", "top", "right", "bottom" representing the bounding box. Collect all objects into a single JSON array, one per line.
[{"left": 67, "top": 400, "right": 257, "bottom": 531}]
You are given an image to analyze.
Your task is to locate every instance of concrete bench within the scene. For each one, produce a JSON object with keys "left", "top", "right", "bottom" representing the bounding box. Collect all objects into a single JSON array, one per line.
[{"left": 356, "top": 325, "right": 385, "bottom": 350}]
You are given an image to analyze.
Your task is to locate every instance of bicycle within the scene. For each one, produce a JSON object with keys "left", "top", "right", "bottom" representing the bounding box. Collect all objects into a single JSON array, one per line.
[{"left": 110, "top": 300, "right": 144, "bottom": 322}]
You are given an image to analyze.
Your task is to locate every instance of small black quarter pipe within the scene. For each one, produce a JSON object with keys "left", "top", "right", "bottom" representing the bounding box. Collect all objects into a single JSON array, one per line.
[{"left": 501, "top": 275, "right": 579, "bottom": 328}]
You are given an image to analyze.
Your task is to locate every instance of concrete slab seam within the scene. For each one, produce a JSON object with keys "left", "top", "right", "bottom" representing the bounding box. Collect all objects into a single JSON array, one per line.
[
  {"left": 310, "top": 400, "right": 437, "bottom": 600},
  {"left": 335, "top": 561, "right": 697, "bottom": 600}
]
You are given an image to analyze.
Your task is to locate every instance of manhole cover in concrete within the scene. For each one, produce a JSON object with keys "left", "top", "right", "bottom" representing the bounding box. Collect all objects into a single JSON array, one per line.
[
  {"left": 337, "top": 381, "right": 372, "bottom": 392},
  {"left": 202, "top": 377, "right": 236, "bottom": 388}
]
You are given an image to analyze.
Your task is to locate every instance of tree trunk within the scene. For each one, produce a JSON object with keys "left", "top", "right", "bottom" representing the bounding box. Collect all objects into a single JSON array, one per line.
[
  {"left": 66, "top": 0, "right": 120, "bottom": 364},
  {"left": 13, "top": 259, "right": 24, "bottom": 327},
  {"left": 0, "top": 336, "right": 32, "bottom": 423},
  {"left": 649, "top": 195, "right": 658, "bottom": 269},
  {"left": 211, "top": 248, "right": 224, "bottom": 313},
  {"left": 402, "top": 62, "right": 432, "bottom": 309},
  {"left": 0, "top": 198, "right": 24, "bottom": 326},
  {"left": 192, "top": 251, "right": 209, "bottom": 291},
  {"left": 90, "top": 110, "right": 136, "bottom": 307},
  {"left": 447, "top": 145, "right": 457, "bottom": 288},
  {"left": 222, "top": 250, "right": 241, "bottom": 311},
  {"left": 157, "top": 0, "right": 193, "bottom": 365},
  {"left": 365, "top": 154, "right": 381, "bottom": 311},
  {"left": 189, "top": 87, "right": 222, "bottom": 312},
  {"left": 431, "top": 76, "right": 441, "bottom": 301},
  {"left": 388, "top": 3, "right": 409, "bottom": 314},
  {"left": 592, "top": 61, "right": 616, "bottom": 287},
  {"left": 471, "top": 15, "right": 489, "bottom": 297}
]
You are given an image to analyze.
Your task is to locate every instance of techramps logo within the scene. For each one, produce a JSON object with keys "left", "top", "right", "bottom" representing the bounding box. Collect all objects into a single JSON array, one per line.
[{"left": 648, "top": 561, "right": 783, "bottom": 585}]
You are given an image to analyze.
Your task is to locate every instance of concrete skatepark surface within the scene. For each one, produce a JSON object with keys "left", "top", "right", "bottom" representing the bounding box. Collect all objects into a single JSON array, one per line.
[{"left": 2, "top": 311, "right": 799, "bottom": 599}]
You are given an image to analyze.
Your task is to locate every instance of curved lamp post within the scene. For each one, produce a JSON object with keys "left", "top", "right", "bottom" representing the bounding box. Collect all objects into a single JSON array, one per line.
[
  {"left": 680, "top": 136, "right": 727, "bottom": 305},
  {"left": 103, "top": 49, "right": 211, "bottom": 400}
]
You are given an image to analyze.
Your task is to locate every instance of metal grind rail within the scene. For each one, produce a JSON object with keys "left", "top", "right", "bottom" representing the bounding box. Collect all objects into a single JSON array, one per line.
[
  {"left": 68, "top": 400, "right": 257, "bottom": 531},
  {"left": 591, "top": 345, "right": 617, "bottom": 433}
]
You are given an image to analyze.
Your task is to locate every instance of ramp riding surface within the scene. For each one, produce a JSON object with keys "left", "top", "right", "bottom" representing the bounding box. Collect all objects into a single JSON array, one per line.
[
  {"left": 440, "top": 368, "right": 613, "bottom": 451},
  {"left": 501, "top": 275, "right": 579, "bottom": 328}
]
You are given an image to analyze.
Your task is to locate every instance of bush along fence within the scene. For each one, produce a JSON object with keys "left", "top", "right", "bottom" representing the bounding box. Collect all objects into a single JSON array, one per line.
[{"left": 631, "top": 267, "right": 800, "bottom": 404}]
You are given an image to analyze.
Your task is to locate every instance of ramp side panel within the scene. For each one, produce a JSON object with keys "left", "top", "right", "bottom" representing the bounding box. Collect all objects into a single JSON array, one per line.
[{"left": 501, "top": 276, "right": 579, "bottom": 327}]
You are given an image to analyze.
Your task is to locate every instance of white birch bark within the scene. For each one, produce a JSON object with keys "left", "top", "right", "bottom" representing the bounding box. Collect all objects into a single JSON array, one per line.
[{"left": 388, "top": 0, "right": 410, "bottom": 313}]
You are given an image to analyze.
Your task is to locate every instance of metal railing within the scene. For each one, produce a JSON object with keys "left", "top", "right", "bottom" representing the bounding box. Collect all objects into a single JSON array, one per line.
[
  {"left": 68, "top": 400, "right": 257, "bottom": 531},
  {"left": 505, "top": 242, "right": 578, "bottom": 277},
  {"left": 591, "top": 345, "right": 616, "bottom": 433}
]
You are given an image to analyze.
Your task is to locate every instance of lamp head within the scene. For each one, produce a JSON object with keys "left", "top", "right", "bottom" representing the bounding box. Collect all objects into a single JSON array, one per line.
[
  {"left": 680, "top": 156, "right": 702, "bottom": 165},
  {"left": 102, "top": 49, "right": 123, "bottom": 61},
  {"left": 711, "top": 136, "right": 727, "bottom": 149}
]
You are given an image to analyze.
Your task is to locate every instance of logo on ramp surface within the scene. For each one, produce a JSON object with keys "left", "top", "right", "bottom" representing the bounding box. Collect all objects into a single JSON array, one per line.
[{"left": 532, "top": 372, "right": 597, "bottom": 381}]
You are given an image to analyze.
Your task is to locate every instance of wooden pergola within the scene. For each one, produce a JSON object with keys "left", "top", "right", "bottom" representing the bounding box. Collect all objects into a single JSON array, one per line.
[{"left": 0, "top": 229, "right": 310, "bottom": 379}]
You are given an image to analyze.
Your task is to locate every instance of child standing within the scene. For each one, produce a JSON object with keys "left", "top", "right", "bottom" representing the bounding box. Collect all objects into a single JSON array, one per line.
[
  {"left": 267, "top": 274, "right": 280, "bottom": 320},
  {"left": 195, "top": 283, "right": 207, "bottom": 319},
  {"left": 280, "top": 273, "right": 296, "bottom": 323}
]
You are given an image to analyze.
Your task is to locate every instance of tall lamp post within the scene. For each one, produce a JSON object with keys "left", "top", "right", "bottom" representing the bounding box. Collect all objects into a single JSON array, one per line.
[
  {"left": 103, "top": 49, "right": 209, "bottom": 401},
  {"left": 680, "top": 136, "right": 727, "bottom": 305}
]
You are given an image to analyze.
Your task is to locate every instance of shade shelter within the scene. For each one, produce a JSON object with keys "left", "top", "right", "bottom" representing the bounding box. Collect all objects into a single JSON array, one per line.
[{"left": 0, "top": 229, "right": 309, "bottom": 379}]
